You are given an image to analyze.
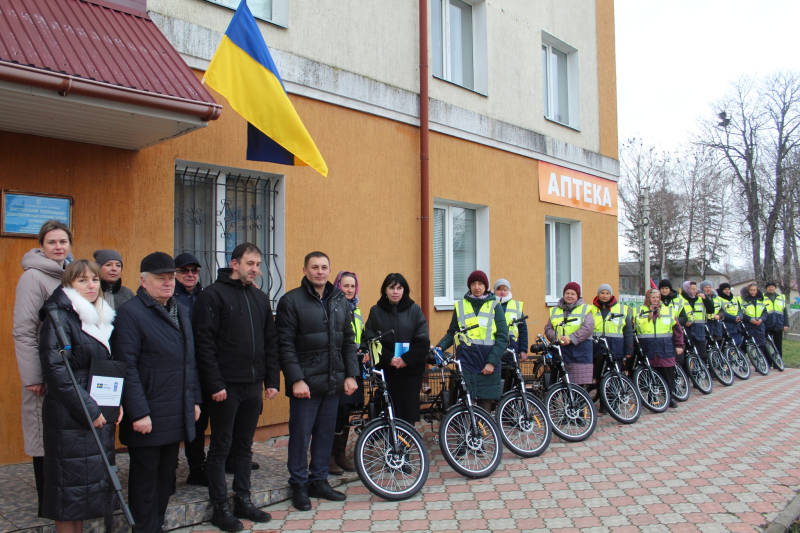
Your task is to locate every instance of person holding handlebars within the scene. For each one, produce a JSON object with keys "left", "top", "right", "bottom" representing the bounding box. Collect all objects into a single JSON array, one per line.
[
  {"left": 738, "top": 282, "right": 769, "bottom": 363},
  {"left": 589, "top": 284, "right": 633, "bottom": 383},
  {"left": 544, "top": 282, "right": 595, "bottom": 386},
  {"left": 717, "top": 282, "right": 743, "bottom": 345},
  {"left": 493, "top": 279, "right": 527, "bottom": 360},
  {"left": 678, "top": 281, "right": 714, "bottom": 366},
  {"left": 436, "top": 270, "right": 508, "bottom": 413}
]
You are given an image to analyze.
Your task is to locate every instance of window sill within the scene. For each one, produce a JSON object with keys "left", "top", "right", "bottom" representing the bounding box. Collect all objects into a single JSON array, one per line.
[
  {"left": 433, "top": 75, "right": 488, "bottom": 97},
  {"left": 434, "top": 302, "right": 456, "bottom": 311},
  {"left": 202, "top": 1, "right": 288, "bottom": 28},
  {"left": 544, "top": 116, "right": 581, "bottom": 132},
  {"left": 545, "top": 298, "right": 560, "bottom": 307}
]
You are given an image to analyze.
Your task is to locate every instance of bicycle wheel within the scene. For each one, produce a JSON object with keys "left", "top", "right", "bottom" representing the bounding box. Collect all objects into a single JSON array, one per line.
[
  {"left": 686, "top": 354, "right": 713, "bottom": 394},
  {"left": 633, "top": 366, "right": 670, "bottom": 413},
  {"left": 673, "top": 364, "right": 691, "bottom": 401},
  {"left": 496, "top": 392, "right": 551, "bottom": 457},
  {"left": 354, "top": 418, "right": 429, "bottom": 501},
  {"left": 599, "top": 373, "right": 641, "bottom": 424},
  {"left": 708, "top": 346, "right": 735, "bottom": 386},
  {"left": 544, "top": 384, "right": 597, "bottom": 442},
  {"left": 746, "top": 343, "right": 770, "bottom": 376},
  {"left": 765, "top": 338, "right": 785, "bottom": 371},
  {"left": 439, "top": 405, "right": 503, "bottom": 478},
  {"left": 727, "top": 345, "right": 751, "bottom": 380}
]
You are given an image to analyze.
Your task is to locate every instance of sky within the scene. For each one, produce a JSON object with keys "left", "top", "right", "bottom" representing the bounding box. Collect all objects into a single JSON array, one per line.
[{"left": 614, "top": 0, "right": 800, "bottom": 262}]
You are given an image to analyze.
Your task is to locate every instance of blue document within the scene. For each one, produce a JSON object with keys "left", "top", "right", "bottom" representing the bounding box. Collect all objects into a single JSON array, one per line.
[{"left": 394, "top": 342, "right": 410, "bottom": 358}]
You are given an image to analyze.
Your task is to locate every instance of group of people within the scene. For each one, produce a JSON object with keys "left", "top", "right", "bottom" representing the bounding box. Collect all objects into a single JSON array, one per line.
[{"left": 13, "top": 219, "right": 791, "bottom": 533}]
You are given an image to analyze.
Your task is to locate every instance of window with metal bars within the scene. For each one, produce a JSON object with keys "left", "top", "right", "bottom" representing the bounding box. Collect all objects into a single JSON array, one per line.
[{"left": 174, "top": 165, "right": 283, "bottom": 306}]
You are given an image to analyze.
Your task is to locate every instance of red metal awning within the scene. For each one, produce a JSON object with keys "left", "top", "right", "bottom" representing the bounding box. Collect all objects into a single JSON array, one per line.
[{"left": 0, "top": 0, "right": 222, "bottom": 149}]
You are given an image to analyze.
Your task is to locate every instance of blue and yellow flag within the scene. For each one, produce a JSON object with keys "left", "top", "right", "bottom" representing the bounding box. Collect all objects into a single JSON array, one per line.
[{"left": 204, "top": 1, "right": 328, "bottom": 176}]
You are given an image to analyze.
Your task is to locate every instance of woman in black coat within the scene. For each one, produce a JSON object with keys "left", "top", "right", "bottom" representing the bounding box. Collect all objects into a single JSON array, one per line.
[
  {"left": 362, "top": 273, "right": 430, "bottom": 425},
  {"left": 38, "top": 260, "right": 120, "bottom": 533}
]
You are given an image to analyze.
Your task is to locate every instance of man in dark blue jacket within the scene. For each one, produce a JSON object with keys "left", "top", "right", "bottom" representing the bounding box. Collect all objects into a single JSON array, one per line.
[
  {"left": 276, "top": 251, "right": 360, "bottom": 512},
  {"left": 113, "top": 252, "right": 202, "bottom": 533},
  {"left": 193, "top": 243, "right": 281, "bottom": 531}
]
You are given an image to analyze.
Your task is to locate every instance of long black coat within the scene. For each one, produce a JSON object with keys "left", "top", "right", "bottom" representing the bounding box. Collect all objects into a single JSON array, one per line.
[
  {"left": 112, "top": 288, "right": 202, "bottom": 447},
  {"left": 38, "top": 287, "right": 117, "bottom": 522},
  {"left": 276, "top": 278, "right": 359, "bottom": 397},
  {"left": 362, "top": 295, "right": 430, "bottom": 378}
]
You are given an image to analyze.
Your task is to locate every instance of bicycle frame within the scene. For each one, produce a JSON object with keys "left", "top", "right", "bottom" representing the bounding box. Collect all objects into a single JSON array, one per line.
[
  {"left": 535, "top": 334, "right": 580, "bottom": 405},
  {"left": 593, "top": 311, "right": 626, "bottom": 379},
  {"left": 503, "top": 315, "right": 531, "bottom": 417}
]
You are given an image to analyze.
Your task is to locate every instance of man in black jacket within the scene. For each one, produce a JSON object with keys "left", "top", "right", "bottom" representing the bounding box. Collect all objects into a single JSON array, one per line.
[
  {"left": 193, "top": 243, "right": 280, "bottom": 531},
  {"left": 276, "top": 251, "right": 360, "bottom": 511}
]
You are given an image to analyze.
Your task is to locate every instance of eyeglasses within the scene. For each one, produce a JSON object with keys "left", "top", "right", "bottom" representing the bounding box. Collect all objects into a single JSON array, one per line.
[{"left": 177, "top": 268, "right": 200, "bottom": 274}]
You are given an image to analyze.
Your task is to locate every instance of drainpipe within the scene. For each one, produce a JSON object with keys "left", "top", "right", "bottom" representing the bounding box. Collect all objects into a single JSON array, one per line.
[{"left": 419, "top": 0, "right": 432, "bottom": 320}]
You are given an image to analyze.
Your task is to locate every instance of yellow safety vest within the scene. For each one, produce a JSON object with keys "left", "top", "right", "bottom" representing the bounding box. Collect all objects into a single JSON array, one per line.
[
  {"left": 549, "top": 304, "right": 590, "bottom": 337},
  {"left": 590, "top": 302, "right": 627, "bottom": 338},
  {"left": 352, "top": 306, "right": 364, "bottom": 345},
  {"left": 504, "top": 300, "right": 524, "bottom": 340},
  {"left": 710, "top": 295, "right": 722, "bottom": 316},
  {"left": 764, "top": 293, "right": 786, "bottom": 314},
  {"left": 455, "top": 299, "right": 499, "bottom": 345},
  {"left": 634, "top": 304, "right": 676, "bottom": 336},
  {"left": 739, "top": 296, "right": 766, "bottom": 320},
  {"left": 719, "top": 297, "right": 740, "bottom": 319},
  {"left": 682, "top": 297, "right": 707, "bottom": 324}
]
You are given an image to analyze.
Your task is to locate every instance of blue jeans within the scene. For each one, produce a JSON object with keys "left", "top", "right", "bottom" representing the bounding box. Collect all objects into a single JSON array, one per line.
[{"left": 287, "top": 394, "right": 340, "bottom": 485}]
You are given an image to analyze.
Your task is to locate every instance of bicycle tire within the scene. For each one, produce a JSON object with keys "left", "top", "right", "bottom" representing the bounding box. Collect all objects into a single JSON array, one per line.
[
  {"left": 708, "top": 346, "right": 735, "bottom": 386},
  {"left": 528, "top": 361, "right": 547, "bottom": 400},
  {"left": 439, "top": 405, "right": 503, "bottom": 478},
  {"left": 544, "top": 384, "right": 597, "bottom": 442},
  {"left": 727, "top": 345, "right": 751, "bottom": 380},
  {"left": 354, "top": 418, "right": 429, "bottom": 501},
  {"left": 599, "top": 373, "right": 641, "bottom": 424},
  {"left": 746, "top": 343, "right": 770, "bottom": 376},
  {"left": 686, "top": 354, "right": 713, "bottom": 394},
  {"left": 496, "top": 392, "right": 552, "bottom": 457},
  {"left": 673, "top": 364, "right": 691, "bottom": 401},
  {"left": 765, "top": 338, "right": 785, "bottom": 372},
  {"left": 633, "top": 366, "right": 670, "bottom": 413}
]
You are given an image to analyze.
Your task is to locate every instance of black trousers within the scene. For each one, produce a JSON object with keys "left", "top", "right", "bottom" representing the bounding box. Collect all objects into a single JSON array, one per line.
[
  {"left": 184, "top": 394, "right": 211, "bottom": 469},
  {"left": 32, "top": 456, "right": 44, "bottom": 517},
  {"left": 768, "top": 329, "right": 784, "bottom": 355},
  {"left": 206, "top": 382, "right": 263, "bottom": 505},
  {"left": 128, "top": 442, "right": 180, "bottom": 533},
  {"left": 653, "top": 366, "right": 676, "bottom": 396}
]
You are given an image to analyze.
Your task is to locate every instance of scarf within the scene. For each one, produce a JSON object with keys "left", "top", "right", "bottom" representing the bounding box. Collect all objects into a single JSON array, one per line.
[
  {"left": 498, "top": 291, "right": 513, "bottom": 304},
  {"left": 62, "top": 287, "right": 116, "bottom": 353},
  {"left": 143, "top": 290, "right": 180, "bottom": 328}
]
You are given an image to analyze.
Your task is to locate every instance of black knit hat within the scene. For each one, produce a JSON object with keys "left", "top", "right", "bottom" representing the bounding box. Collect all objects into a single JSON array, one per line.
[
  {"left": 658, "top": 279, "right": 673, "bottom": 290},
  {"left": 140, "top": 252, "right": 176, "bottom": 274},
  {"left": 93, "top": 249, "right": 123, "bottom": 267},
  {"left": 766, "top": 280, "right": 777, "bottom": 288},
  {"left": 718, "top": 282, "right": 731, "bottom": 292}
]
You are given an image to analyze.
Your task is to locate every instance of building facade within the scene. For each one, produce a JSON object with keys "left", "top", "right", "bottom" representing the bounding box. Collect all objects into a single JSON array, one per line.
[{"left": 0, "top": 0, "right": 619, "bottom": 464}]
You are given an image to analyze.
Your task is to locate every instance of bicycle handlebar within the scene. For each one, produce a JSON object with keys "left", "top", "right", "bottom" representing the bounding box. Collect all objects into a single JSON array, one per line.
[{"left": 366, "top": 329, "right": 394, "bottom": 343}]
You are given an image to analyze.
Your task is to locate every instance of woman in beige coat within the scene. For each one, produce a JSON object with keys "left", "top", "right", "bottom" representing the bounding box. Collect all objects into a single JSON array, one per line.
[{"left": 12, "top": 220, "right": 72, "bottom": 517}]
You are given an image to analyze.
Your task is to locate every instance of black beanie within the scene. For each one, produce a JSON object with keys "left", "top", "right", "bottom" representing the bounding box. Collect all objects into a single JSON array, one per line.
[
  {"left": 658, "top": 279, "right": 673, "bottom": 290},
  {"left": 766, "top": 281, "right": 777, "bottom": 288},
  {"left": 719, "top": 282, "right": 731, "bottom": 292}
]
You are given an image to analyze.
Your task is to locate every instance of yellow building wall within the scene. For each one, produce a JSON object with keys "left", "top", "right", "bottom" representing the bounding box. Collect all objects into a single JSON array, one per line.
[{"left": 0, "top": 68, "right": 618, "bottom": 464}]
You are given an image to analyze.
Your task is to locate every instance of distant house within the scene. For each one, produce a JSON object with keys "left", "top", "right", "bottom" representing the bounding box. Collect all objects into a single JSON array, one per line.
[
  {"left": 619, "top": 261, "right": 730, "bottom": 295},
  {"left": 619, "top": 262, "right": 642, "bottom": 295}
]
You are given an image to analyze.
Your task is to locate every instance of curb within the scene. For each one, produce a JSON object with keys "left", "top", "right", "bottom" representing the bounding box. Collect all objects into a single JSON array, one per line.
[{"left": 764, "top": 490, "right": 800, "bottom": 533}]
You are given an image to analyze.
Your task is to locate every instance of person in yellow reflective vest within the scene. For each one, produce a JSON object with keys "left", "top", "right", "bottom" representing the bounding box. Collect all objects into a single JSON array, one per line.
[
  {"left": 544, "top": 282, "right": 595, "bottom": 385},
  {"left": 436, "top": 270, "right": 508, "bottom": 413},
  {"left": 329, "top": 271, "right": 364, "bottom": 475},
  {"left": 699, "top": 280, "right": 723, "bottom": 342},
  {"left": 590, "top": 284, "right": 633, "bottom": 383},
  {"left": 659, "top": 279, "right": 684, "bottom": 316},
  {"left": 634, "top": 288, "right": 685, "bottom": 409},
  {"left": 717, "top": 282, "right": 743, "bottom": 345},
  {"left": 678, "top": 281, "right": 714, "bottom": 368},
  {"left": 494, "top": 278, "right": 527, "bottom": 395},
  {"left": 764, "top": 281, "right": 789, "bottom": 358},
  {"left": 738, "top": 281, "right": 768, "bottom": 354}
]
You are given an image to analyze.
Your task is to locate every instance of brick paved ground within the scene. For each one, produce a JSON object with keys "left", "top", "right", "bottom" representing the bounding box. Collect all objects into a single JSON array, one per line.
[{"left": 173, "top": 369, "right": 800, "bottom": 533}]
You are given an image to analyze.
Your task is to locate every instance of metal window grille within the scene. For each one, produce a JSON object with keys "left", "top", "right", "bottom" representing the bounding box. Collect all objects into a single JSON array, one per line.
[{"left": 174, "top": 166, "right": 283, "bottom": 306}]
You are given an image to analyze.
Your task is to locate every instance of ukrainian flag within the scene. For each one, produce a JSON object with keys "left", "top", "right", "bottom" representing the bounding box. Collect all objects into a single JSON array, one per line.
[{"left": 204, "top": 1, "right": 328, "bottom": 176}]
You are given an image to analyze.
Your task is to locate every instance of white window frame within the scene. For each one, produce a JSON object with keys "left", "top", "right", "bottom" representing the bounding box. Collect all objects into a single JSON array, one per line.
[
  {"left": 433, "top": 199, "right": 490, "bottom": 309},
  {"left": 544, "top": 217, "right": 582, "bottom": 305},
  {"left": 541, "top": 32, "right": 580, "bottom": 130},
  {"left": 203, "top": 0, "right": 289, "bottom": 28},
  {"left": 431, "top": 0, "right": 488, "bottom": 94}
]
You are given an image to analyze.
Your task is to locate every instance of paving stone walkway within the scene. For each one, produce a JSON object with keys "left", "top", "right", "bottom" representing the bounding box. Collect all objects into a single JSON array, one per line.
[{"left": 172, "top": 368, "right": 800, "bottom": 533}]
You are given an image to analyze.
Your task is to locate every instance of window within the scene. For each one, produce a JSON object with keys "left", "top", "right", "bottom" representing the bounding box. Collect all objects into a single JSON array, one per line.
[
  {"left": 203, "top": 0, "right": 288, "bottom": 27},
  {"left": 542, "top": 32, "right": 580, "bottom": 129},
  {"left": 432, "top": 0, "right": 488, "bottom": 94},
  {"left": 544, "top": 218, "right": 581, "bottom": 303},
  {"left": 434, "top": 201, "right": 490, "bottom": 307},
  {"left": 174, "top": 165, "right": 284, "bottom": 306}
]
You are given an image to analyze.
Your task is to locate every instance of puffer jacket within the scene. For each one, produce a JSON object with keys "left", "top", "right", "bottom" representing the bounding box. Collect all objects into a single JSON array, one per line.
[
  {"left": 13, "top": 248, "right": 65, "bottom": 456},
  {"left": 437, "top": 292, "right": 509, "bottom": 373},
  {"left": 544, "top": 297, "right": 595, "bottom": 364},
  {"left": 277, "top": 278, "right": 359, "bottom": 397},
  {"left": 38, "top": 286, "right": 118, "bottom": 522},
  {"left": 113, "top": 288, "right": 202, "bottom": 447},
  {"left": 192, "top": 269, "right": 280, "bottom": 394},
  {"left": 362, "top": 294, "right": 430, "bottom": 377}
]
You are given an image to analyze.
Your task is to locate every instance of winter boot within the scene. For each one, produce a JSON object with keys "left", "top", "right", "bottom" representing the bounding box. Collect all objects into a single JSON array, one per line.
[
  {"left": 211, "top": 502, "right": 243, "bottom": 532},
  {"left": 333, "top": 431, "right": 356, "bottom": 472}
]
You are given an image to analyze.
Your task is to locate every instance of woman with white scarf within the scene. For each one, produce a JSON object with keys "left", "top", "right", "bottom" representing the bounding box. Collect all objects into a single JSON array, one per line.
[{"left": 38, "top": 260, "right": 121, "bottom": 533}]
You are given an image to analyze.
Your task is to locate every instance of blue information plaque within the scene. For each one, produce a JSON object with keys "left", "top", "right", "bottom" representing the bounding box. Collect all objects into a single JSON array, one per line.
[{"left": 2, "top": 190, "right": 73, "bottom": 238}]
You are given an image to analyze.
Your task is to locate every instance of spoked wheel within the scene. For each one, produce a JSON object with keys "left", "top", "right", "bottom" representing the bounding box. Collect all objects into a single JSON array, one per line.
[
  {"left": 496, "top": 392, "right": 552, "bottom": 457},
  {"left": 439, "top": 405, "right": 503, "bottom": 478},
  {"left": 544, "top": 384, "right": 597, "bottom": 442},
  {"left": 686, "top": 354, "right": 713, "bottom": 394},
  {"left": 765, "top": 338, "right": 785, "bottom": 371},
  {"left": 598, "top": 373, "right": 641, "bottom": 424},
  {"left": 727, "top": 345, "right": 751, "bottom": 380},
  {"left": 747, "top": 343, "right": 770, "bottom": 376},
  {"left": 673, "top": 364, "right": 691, "bottom": 401},
  {"left": 529, "top": 361, "right": 548, "bottom": 400},
  {"left": 708, "top": 347, "right": 735, "bottom": 386},
  {"left": 354, "top": 418, "right": 429, "bottom": 501},
  {"left": 633, "top": 366, "right": 670, "bottom": 413}
]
